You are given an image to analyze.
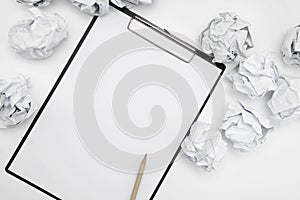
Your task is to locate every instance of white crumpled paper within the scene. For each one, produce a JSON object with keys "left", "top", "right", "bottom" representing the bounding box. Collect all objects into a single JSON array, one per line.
[
  {"left": 281, "top": 25, "right": 300, "bottom": 66},
  {"left": 9, "top": 7, "right": 68, "bottom": 59},
  {"left": 111, "top": 0, "right": 152, "bottom": 7},
  {"left": 69, "top": 0, "right": 109, "bottom": 16},
  {"left": 227, "top": 54, "right": 279, "bottom": 99},
  {"left": 200, "top": 12, "right": 253, "bottom": 64},
  {"left": 17, "top": 0, "right": 53, "bottom": 7},
  {"left": 221, "top": 101, "right": 274, "bottom": 152},
  {"left": 267, "top": 75, "right": 300, "bottom": 120},
  {"left": 0, "top": 75, "right": 37, "bottom": 128},
  {"left": 181, "top": 122, "right": 227, "bottom": 171}
]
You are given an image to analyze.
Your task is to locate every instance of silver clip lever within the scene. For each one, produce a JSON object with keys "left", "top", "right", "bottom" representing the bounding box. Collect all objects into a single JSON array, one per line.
[{"left": 127, "top": 16, "right": 196, "bottom": 63}]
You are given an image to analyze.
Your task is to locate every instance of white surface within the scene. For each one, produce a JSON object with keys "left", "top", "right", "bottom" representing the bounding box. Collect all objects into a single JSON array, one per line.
[{"left": 0, "top": 0, "right": 300, "bottom": 200}]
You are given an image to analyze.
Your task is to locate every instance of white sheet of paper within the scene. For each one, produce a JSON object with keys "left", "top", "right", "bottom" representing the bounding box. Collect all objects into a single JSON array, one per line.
[
  {"left": 221, "top": 101, "right": 274, "bottom": 152},
  {"left": 267, "top": 75, "right": 300, "bottom": 120},
  {"left": 0, "top": 75, "right": 37, "bottom": 128},
  {"left": 9, "top": 8, "right": 68, "bottom": 59},
  {"left": 69, "top": 0, "right": 110, "bottom": 16},
  {"left": 9, "top": 8, "right": 222, "bottom": 200},
  {"left": 281, "top": 26, "right": 300, "bottom": 66},
  {"left": 181, "top": 121, "right": 227, "bottom": 171},
  {"left": 17, "top": 0, "right": 53, "bottom": 7},
  {"left": 111, "top": 0, "right": 152, "bottom": 7},
  {"left": 200, "top": 12, "right": 253, "bottom": 65},
  {"left": 227, "top": 54, "right": 279, "bottom": 99}
]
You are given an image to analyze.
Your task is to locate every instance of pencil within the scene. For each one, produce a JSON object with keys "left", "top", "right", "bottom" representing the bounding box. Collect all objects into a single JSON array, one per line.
[{"left": 130, "top": 154, "right": 147, "bottom": 200}]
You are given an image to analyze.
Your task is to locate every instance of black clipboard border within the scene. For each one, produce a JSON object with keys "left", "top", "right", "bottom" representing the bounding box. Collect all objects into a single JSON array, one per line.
[
  {"left": 5, "top": 4, "right": 225, "bottom": 200},
  {"left": 5, "top": 15, "right": 98, "bottom": 200}
]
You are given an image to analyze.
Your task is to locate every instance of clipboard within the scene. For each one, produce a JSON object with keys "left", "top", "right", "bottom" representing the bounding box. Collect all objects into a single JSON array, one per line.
[{"left": 6, "top": 3, "right": 225, "bottom": 199}]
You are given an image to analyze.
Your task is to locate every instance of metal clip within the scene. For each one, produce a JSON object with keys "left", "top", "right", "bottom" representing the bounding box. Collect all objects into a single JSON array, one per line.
[{"left": 127, "top": 16, "right": 196, "bottom": 63}]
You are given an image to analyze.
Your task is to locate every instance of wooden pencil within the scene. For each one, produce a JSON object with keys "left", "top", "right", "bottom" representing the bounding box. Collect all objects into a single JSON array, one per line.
[{"left": 130, "top": 154, "right": 147, "bottom": 200}]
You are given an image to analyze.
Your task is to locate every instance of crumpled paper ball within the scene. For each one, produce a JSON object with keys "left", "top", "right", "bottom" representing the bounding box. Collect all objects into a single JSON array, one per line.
[
  {"left": 181, "top": 122, "right": 227, "bottom": 171},
  {"left": 69, "top": 0, "right": 109, "bottom": 16},
  {"left": 221, "top": 101, "right": 274, "bottom": 152},
  {"left": 16, "top": 0, "right": 53, "bottom": 7},
  {"left": 9, "top": 7, "right": 68, "bottom": 59},
  {"left": 281, "top": 25, "right": 300, "bottom": 66},
  {"left": 0, "top": 75, "right": 37, "bottom": 128},
  {"left": 200, "top": 12, "right": 254, "bottom": 64},
  {"left": 111, "top": 0, "right": 152, "bottom": 7},
  {"left": 267, "top": 75, "right": 300, "bottom": 120},
  {"left": 227, "top": 54, "right": 279, "bottom": 99}
]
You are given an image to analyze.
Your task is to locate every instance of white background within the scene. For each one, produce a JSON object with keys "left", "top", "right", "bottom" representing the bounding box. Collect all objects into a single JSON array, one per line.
[{"left": 1, "top": 0, "right": 300, "bottom": 199}]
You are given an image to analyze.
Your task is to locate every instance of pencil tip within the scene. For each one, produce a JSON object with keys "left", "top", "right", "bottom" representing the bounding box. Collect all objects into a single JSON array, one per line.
[{"left": 143, "top": 154, "right": 147, "bottom": 162}]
